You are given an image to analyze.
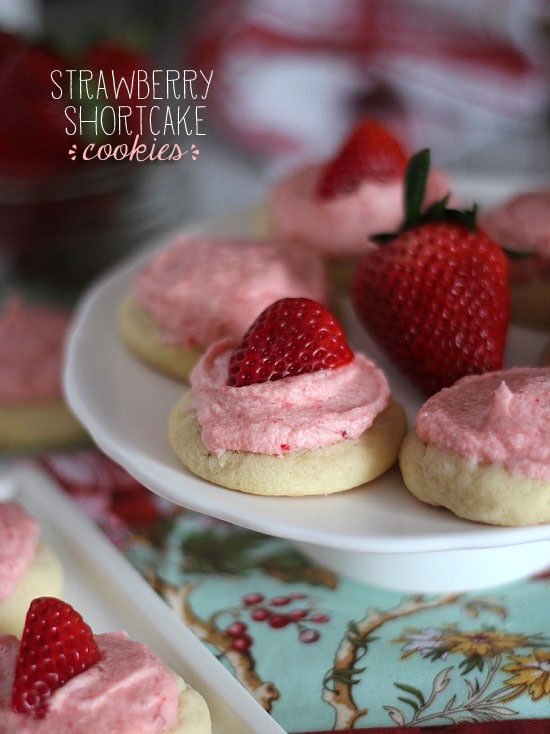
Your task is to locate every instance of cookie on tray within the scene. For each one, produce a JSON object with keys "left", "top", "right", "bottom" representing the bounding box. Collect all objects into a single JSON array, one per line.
[
  {"left": 268, "top": 118, "right": 454, "bottom": 289},
  {"left": 0, "top": 296, "right": 86, "bottom": 451},
  {"left": 0, "top": 502, "right": 63, "bottom": 637},
  {"left": 399, "top": 367, "right": 550, "bottom": 526},
  {"left": 119, "top": 235, "right": 329, "bottom": 381},
  {"left": 480, "top": 189, "right": 550, "bottom": 329},
  {"left": 0, "top": 596, "right": 211, "bottom": 732},
  {"left": 169, "top": 297, "right": 407, "bottom": 496}
]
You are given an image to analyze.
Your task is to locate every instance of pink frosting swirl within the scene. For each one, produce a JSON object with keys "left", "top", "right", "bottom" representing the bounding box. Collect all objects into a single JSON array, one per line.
[
  {"left": 416, "top": 367, "right": 550, "bottom": 481},
  {"left": 133, "top": 236, "right": 328, "bottom": 350},
  {"left": 0, "top": 297, "right": 70, "bottom": 405},
  {"left": 190, "top": 338, "right": 390, "bottom": 456},
  {"left": 480, "top": 189, "right": 550, "bottom": 257},
  {"left": 0, "top": 632, "right": 179, "bottom": 733},
  {"left": 0, "top": 502, "right": 39, "bottom": 602},
  {"left": 480, "top": 189, "right": 550, "bottom": 284},
  {"left": 268, "top": 162, "right": 454, "bottom": 257}
]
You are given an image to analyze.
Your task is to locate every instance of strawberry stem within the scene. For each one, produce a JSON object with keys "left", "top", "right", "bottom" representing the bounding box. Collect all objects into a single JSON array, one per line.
[
  {"left": 404, "top": 147, "right": 430, "bottom": 229},
  {"left": 372, "top": 148, "right": 478, "bottom": 244}
]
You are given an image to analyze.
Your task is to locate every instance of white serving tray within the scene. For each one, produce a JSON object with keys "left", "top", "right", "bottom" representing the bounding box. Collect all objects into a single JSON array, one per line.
[{"left": 0, "top": 462, "right": 286, "bottom": 734}]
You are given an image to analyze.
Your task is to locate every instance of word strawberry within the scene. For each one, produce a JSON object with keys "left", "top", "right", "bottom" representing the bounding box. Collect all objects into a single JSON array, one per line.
[
  {"left": 352, "top": 149, "right": 510, "bottom": 395},
  {"left": 0, "top": 31, "right": 154, "bottom": 176},
  {"left": 316, "top": 118, "right": 408, "bottom": 198},
  {"left": 84, "top": 41, "right": 154, "bottom": 144},
  {"left": 227, "top": 297, "right": 354, "bottom": 387},
  {"left": 12, "top": 597, "right": 101, "bottom": 718}
]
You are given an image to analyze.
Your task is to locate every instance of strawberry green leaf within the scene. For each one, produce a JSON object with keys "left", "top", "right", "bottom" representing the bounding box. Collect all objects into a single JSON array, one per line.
[
  {"left": 372, "top": 148, "right": 479, "bottom": 244},
  {"left": 404, "top": 148, "right": 430, "bottom": 228}
]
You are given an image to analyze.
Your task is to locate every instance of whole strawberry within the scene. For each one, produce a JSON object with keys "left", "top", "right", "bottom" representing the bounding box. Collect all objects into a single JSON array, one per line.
[
  {"left": 352, "top": 149, "right": 510, "bottom": 395},
  {"left": 316, "top": 118, "right": 408, "bottom": 198},
  {"left": 11, "top": 597, "right": 101, "bottom": 718},
  {"left": 227, "top": 297, "right": 354, "bottom": 386}
]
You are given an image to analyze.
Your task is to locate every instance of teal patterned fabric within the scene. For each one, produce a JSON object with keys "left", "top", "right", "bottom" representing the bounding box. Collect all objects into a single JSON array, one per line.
[
  {"left": 40, "top": 451, "right": 550, "bottom": 733},
  {"left": 126, "top": 514, "right": 550, "bottom": 732}
]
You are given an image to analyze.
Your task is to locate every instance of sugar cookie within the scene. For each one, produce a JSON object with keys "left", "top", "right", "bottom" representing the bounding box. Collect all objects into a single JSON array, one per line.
[
  {"left": 119, "top": 235, "right": 328, "bottom": 380},
  {"left": 480, "top": 189, "right": 550, "bottom": 329},
  {"left": 0, "top": 502, "right": 63, "bottom": 637},
  {"left": 0, "top": 597, "right": 211, "bottom": 733},
  {"left": 399, "top": 368, "right": 549, "bottom": 526},
  {"left": 169, "top": 298, "right": 407, "bottom": 495},
  {"left": 0, "top": 296, "right": 86, "bottom": 450}
]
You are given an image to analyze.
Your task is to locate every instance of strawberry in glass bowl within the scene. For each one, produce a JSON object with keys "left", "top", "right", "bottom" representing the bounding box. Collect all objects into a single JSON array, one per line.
[{"left": 0, "top": 31, "right": 177, "bottom": 293}]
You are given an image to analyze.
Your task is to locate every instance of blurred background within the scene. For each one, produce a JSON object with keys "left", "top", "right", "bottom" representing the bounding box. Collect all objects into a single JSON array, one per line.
[{"left": 0, "top": 0, "right": 549, "bottom": 300}]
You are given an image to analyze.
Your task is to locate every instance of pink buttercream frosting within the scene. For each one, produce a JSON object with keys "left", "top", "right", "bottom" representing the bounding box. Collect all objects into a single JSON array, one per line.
[
  {"left": 0, "top": 632, "right": 179, "bottom": 733},
  {"left": 268, "top": 162, "right": 454, "bottom": 257},
  {"left": 0, "top": 297, "right": 70, "bottom": 405},
  {"left": 480, "top": 189, "right": 550, "bottom": 284},
  {"left": 0, "top": 503, "right": 39, "bottom": 603},
  {"left": 480, "top": 189, "right": 550, "bottom": 257},
  {"left": 190, "top": 338, "right": 390, "bottom": 456},
  {"left": 133, "top": 236, "right": 328, "bottom": 350},
  {"left": 415, "top": 367, "right": 550, "bottom": 482}
]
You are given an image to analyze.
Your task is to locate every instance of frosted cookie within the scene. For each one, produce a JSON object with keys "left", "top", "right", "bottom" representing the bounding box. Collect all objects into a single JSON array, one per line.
[
  {"left": 268, "top": 118, "right": 454, "bottom": 288},
  {"left": 169, "top": 297, "right": 407, "bottom": 496},
  {"left": 480, "top": 189, "right": 550, "bottom": 329},
  {"left": 0, "top": 297, "right": 86, "bottom": 450},
  {"left": 0, "top": 502, "right": 63, "bottom": 637},
  {"left": 399, "top": 367, "right": 550, "bottom": 526},
  {"left": 119, "top": 235, "right": 329, "bottom": 380},
  {"left": 0, "top": 596, "right": 211, "bottom": 732}
]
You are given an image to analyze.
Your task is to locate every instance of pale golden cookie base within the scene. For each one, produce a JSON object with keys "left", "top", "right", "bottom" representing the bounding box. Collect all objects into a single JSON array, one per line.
[
  {"left": 173, "top": 672, "right": 211, "bottom": 734},
  {"left": 0, "top": 542, "right": 64, "bottom": 637},
  {"left": 118, "top": 295, "right": 203, "bottom": 381},
  {"left": 510, "top": 279, "right": 550, "bottom": 329},
  {"left": 248, "top": 201, "right": 272, "bottom": 238},
  {"left": 399, "top": 430, "right": 550, "bottom": 526},
  {"left": 169, "top": 393, "right": 407, "bottom": 496},
  {"left": 327, "top": 256, "right": 361, "bottom": 293},
  {"left": 0, "top": 399, "right": 87, "bottom": 451}
]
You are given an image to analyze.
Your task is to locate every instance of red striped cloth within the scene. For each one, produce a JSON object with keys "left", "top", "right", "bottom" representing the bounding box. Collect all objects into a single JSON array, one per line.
[{"left": 187, "top": 0, "right": 550, "bottom": 169}]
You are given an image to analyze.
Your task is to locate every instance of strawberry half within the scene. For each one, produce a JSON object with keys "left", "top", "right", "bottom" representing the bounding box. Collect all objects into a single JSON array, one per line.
[
  {"left": 352, "top": 149, "right": 510, "bottom": 395},
  {"left": 316, "top": 118, "right": 409, "bottom": 199},
  {"left": 227, "top": 297, "right": 354, "bottom": 387},
  {"left": 12, "top": 597, "right": 101, "bottom": 718}
]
